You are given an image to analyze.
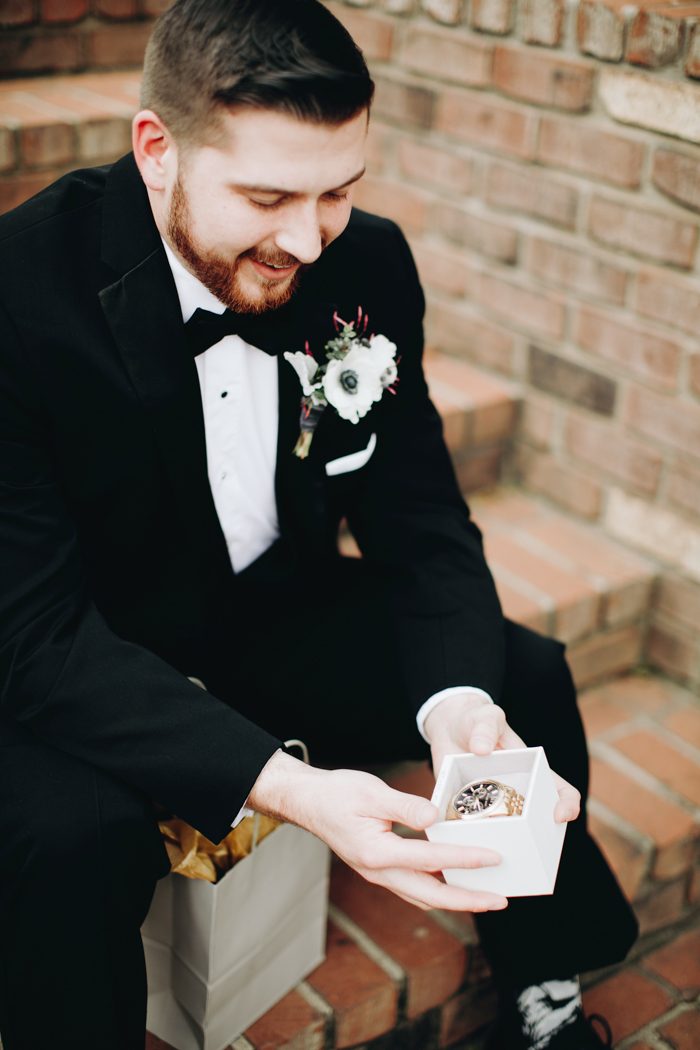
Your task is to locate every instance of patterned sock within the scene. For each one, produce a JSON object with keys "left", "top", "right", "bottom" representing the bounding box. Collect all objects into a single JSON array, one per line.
[{"left": 515, "top": 977, "right": 583, "bottom": 1049}]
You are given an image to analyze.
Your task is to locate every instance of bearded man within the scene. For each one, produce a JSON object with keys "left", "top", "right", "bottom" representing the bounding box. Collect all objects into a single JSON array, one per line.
[{"left": 0, "top": 2, "right": 637, "bottom": 1048}]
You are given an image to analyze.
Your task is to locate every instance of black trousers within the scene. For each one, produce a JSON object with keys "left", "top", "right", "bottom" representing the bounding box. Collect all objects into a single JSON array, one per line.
[{"left": 0, "top": 557, "right": 638, "bottom": 1049}]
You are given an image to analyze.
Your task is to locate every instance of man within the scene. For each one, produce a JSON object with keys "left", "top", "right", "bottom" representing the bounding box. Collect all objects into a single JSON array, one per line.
[{"left": 0, "top": 1, "right": 637, "bottom": 1047}]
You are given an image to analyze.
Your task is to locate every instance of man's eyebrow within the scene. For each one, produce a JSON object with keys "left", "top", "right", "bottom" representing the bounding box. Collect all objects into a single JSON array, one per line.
[{"left": 230, "top": 166, "right": 366, "bottom": 196}]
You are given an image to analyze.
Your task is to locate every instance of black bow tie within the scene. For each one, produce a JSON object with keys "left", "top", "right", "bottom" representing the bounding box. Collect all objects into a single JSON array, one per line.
[{"left": 184, "top": 307, "right": 281, "bottom": 358}]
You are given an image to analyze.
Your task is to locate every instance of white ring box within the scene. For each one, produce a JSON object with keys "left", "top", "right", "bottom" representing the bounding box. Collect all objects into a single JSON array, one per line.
[{"left": 427, "top": 747, "right": 567, "bottom": 897}]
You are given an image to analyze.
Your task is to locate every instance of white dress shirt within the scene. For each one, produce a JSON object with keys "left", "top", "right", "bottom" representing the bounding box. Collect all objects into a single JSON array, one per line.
[{"left": 162, "top": 243, "right": 493, "bottom": 823}]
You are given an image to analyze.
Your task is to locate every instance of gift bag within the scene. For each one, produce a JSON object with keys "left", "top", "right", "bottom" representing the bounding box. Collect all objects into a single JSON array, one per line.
[{"left": 141, "top": 743, "right": 330, "bottom": 1050}]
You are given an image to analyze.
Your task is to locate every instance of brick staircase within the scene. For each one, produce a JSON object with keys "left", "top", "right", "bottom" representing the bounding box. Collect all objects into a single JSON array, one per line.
[{"left": 2, "top": 65, "right": 699, "bottom": 1050}]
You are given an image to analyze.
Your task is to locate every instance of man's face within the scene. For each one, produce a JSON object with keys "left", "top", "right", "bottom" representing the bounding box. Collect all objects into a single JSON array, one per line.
[{"left": 164, "top": 107, "right": 368, "bottom": 314}]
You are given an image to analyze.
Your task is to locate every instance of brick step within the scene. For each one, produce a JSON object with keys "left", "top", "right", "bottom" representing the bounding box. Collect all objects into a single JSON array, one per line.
[
  {"left": 145, "top": 672, "right": 700, "bottom": 1050},
  {"left": 425, "top": 351, "right": 519, "bottom": 492},
  {"left": 341, "top": 485, "right": 657, "bottom": 689},
  {"left": 0, "top": 68, "right": 141, "bottom": 212}
]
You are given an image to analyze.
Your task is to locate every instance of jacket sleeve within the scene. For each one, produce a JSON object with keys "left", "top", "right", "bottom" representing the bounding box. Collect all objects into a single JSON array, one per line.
[
  {"left": 345, "top": 224, "right": 506, "bottom": 712},
  {"left": 0, "top": 300, "right": 281, "bottom": 843}
]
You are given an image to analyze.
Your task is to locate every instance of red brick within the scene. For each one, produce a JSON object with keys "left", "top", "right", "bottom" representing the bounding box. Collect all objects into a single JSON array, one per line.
[
  {"left": 493, "top": 45, "right": 593, "bottom": 111},
  {"left": 400, "top": 23, "right": 492, "bottom": 86},
  {"left": 589, "top": 757, "right": 696, "bottom": 849},
  {"left": 435, "top": 87, "right": 535, "bottom": 159},
  {"left": 145, "top": 1034, "right": 175, "bottom": 1050},
  {"left": 625, "top": 385, "right": 700, "bottom": 455},
  {"left": 453, "top": 445, "right": 504, "bottom": 493},
  {"left": 655, "top": 574, "right": 700, "bottom": 636},
  {"left": 613, "top": 729, "right": 700, "bottom": 808},
  {"left": 325, "top": 3, "right": 395, "bottom": 62},
  {"left": 516, "top": 447, "right": 603, "bottom": 523},
  {"left": 538, "top": 118, "right": 645, "bottom": 189},
  {"left": 581, "top": 673, "right": 680, "bottom": 719},
  {"left": 0, "top": 169, "right": 59, "bottom": 213},
  {"left": 0, "top": 31, "right": 83, "bottom": 73},
  {"left": 522, "top": 0, "right": 564, "bottom": 46},
  {"left": 573, "top": 305, "right": 681, "bottom": 391},
  {"left": 424, "top": 352, "right": 518, "bottom": 444},
  {"left": 373, "top": 74, "right": 436, "bottom": 130},
  {"left": 658, "top": 1009, "right": 700, "bottom": 1050},
  {"left": 583, "top": 971, "right": 674, "bottom": 1042},
  {"left": 520, "top": 394, "right": 556, "bottom": 450},
  {"left": 476, "top": 272, "right": 566, "bottom": 340},
  {"left": 485, "top": 161, "right": 577, "bottom": 229},
  {"left": 492, "top": 573, "right": 550, "bottom": 633},
  {"left": 330, "top": 863, "right": 468, "bottom": 1020},
  {"left": 564, "top": 414, "right": 661, "bottom": 497},
  {"left": 483, "top": 529, "right": 600, "bottom": 640},
  {"left": 353, "top": 175, "right": 429, "bottom": 234},
  {"left": 244, "top": 988, "right": 326, "bottom": 1050},
  {"left": 528, "top": 344, "right": 617, "bottom": 417},
  {"left": 19, "top": 122, "right": 76, "bottom": 168},
  {"left": 626, "top": 9, "right": 683, "bottom": 68},
  {"left": 588, "top": 813, "right": 650, "bottom": 900},
  {"left": 637, "top": 877, "right": 689, "bottom": 934},
  {"left": 94, "top": 0, "right": 138, "bottom": 18},
  {"left": 141, "top": 0, "right": 169, "bottom": 13},
  {"left": 567, "top": 626, "right": 645, "bottom": 687},
  {"left": 652, "top": 147, "right": 700, "bottom": 214},
  {"left": 364, "top": 120, "right": 392, "bottom": 175},
  {"left": 0, "top": 0, "right": 35, "bottom": 25},
  {"left": 528, "top": 237, "right": 627, "bottom": 305},
  {"left": 589, "top": 196, "right": 698, "bottom": 269},
  {"left": 687, "top": 20, "right": 700, "bottom": 78},
  {"left": 433, "top": 201, "right": 519, "bottom": 264},
  {"left": 77, "top": 116, "right": 131, "bottom": 162},
  {"left": 644, "top": 928, "right": 700, "bottom": 996},
  {"left": 439, "top": 984, "right": 498, "bottom": 1047},
  {"left": 86, "top": 21, "right": 152, "bottom": 67},
  {"left": 307, "top": 921, "right": 397, "bottom": 1048},
  {"left": 667, "top": 458, "right": 700, "bottom": 521},
  {"left": 648, "top": 619, "right": 700, "bottom": 686},
  {"left": 426, "top": 300, "right": 517, "bottom": 375},
  {"left": 664, "top": 706, "right": 700, "bottom": 752},
  {"left": 398, "top": 138, "right": 474, "bottom": 194},
  {"left": 635, "top": 269, "right": 700, "bottom": 337},
  {"left": 578, "top": 0, "right": 627, "bottom": 62},
  {"left": 653, "top": 837, "right": 697, "bottom": 882},
  {"left": 470, "top": 0, "right": 514, "bottom": 34},
  {"left": 41, "top": 0, "right": 88, "bottom": 22},
  {"left": 410, "top": 240, "right": 476, "bottom": 298},
  {"left": 0, "top": 128, "right": 16, "bottom": 173}
]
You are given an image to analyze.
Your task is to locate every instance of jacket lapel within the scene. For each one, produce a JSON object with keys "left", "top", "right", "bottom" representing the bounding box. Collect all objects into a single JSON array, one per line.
[{"left": 98, "top": 155, "right": 233, "bottom": 584}]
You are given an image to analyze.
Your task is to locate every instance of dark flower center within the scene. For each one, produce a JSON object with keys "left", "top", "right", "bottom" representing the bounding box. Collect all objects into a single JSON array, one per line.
[{"left": 340, "top": 369, "right": 359, "bottom": 394}]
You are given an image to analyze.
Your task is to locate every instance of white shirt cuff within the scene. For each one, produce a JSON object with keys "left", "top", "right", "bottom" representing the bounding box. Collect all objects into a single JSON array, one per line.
[
  {"left": 416, "top": 686, "right": 494, "bottom": 743},
  {"left": 230, "top": 804, "right": 254, "bottom": 829}
]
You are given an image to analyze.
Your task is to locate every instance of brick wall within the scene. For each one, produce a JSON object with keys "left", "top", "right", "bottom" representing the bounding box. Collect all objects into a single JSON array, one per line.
[
  {"left": 0, "top": 0, "right": 163, "bottom": 76},
  {"left": 327, "top": 0, "right": 700, "bottom": 690}
]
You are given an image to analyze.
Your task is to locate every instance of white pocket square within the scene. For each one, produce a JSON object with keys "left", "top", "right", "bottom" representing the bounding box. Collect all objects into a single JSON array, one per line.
[{"left": 324, "top": 433, "right": 377, "bottom": 476}]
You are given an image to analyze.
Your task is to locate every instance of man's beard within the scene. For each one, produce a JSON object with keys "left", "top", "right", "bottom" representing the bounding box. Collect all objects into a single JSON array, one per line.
[{"left": 166, "top": 176, "right": 312, "bottom": 315}]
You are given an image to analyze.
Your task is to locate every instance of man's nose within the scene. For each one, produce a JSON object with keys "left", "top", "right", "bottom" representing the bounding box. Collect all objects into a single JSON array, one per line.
[{"left": 274, "top": 202, "right": 323, "bottom": 265}]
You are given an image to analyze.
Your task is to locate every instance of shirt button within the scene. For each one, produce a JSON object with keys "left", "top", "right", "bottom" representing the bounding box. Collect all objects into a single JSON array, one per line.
[
  {"left": 221, "top": 390, "right": 228, "bottom": 398},
  {"left": 220, "top": 471, "right": 227, "bottom": 480}
]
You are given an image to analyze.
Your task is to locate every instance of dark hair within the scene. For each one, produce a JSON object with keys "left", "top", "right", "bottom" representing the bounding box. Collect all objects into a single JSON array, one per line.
[{"left": 140, "top": 0, "right": 374, "bottom": 144}]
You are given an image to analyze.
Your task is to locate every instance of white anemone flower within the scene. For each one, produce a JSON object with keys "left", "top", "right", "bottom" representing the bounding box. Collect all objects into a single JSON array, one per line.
[
  {"left": 323, "top": 345, "right": 384, "bottom": 424},
  {"left": 368, "top": 333, "right": 398, "bottom": 388},
  {"left": 283, "top": 351, "right": 321, "bottom": 396}
]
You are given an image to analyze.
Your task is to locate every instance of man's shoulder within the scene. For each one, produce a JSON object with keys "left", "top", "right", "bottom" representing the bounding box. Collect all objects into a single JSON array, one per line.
[
  {"left": 343, "top": 206, "right": 403, "bottom": 251},
  {"left": 0, "top": 163, "right": 110, "bottom": 252}
]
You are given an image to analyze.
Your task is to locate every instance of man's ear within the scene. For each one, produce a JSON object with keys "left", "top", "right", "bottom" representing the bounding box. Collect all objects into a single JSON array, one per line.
[{"left": 132, "top": 109, "right": 177, "bottom": 192}]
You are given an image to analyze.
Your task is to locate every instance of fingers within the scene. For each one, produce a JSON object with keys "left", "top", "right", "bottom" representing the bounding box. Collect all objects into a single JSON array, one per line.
[
  {"left": 377, "top": 868, "right": 508, "bottom": 913},
  {"left": 379, "top": 787, "right": 439, "bottom": 831},
  {"left": 468, "top": 705, "right": 526, "bottom": 755},
  {"left": 371, "top": 835, "right": 501, "bottom": 874},
  {"left": 552, "top": 771, "right": 581, "bottom": 823}
]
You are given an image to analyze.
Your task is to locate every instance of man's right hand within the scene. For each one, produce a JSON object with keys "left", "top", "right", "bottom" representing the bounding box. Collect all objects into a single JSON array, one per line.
[{"left": 246, "top": 750, "right": 507, "bottom": 913}]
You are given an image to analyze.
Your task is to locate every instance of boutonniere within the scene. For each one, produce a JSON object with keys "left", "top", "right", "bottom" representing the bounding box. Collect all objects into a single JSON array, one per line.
[{"left": 283, "top": 309, "right": 399, "bottom": 459}]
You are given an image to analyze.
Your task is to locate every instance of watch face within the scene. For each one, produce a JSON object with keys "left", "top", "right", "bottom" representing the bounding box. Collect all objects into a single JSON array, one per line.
[{"left": 453, "top": 780, "right": 502, "bottom": 816}]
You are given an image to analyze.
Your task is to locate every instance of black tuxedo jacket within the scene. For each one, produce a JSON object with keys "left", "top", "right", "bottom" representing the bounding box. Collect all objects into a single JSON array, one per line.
[{"left": 0, "top": 154, "right": 504, "bottom": 842}]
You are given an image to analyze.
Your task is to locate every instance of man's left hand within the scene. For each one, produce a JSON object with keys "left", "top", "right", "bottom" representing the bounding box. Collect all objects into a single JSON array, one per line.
[{"left": 424, "top": 694, "right": 580, "bottom": 824}]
